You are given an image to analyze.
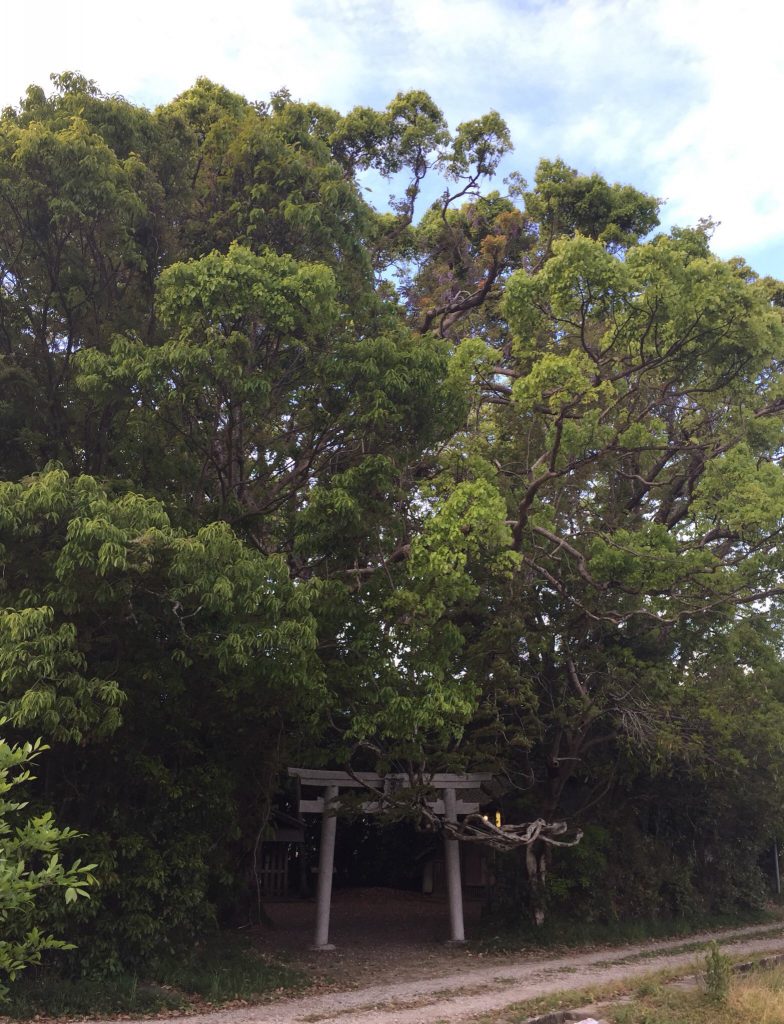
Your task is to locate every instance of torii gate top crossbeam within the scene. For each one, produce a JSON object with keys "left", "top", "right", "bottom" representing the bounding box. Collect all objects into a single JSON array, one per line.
[
  {"left": 288, "top": 767, "right": 494, "bottom": 820},
  {"left": 288, "top": 768, "right": 492, "bottom": 789}
]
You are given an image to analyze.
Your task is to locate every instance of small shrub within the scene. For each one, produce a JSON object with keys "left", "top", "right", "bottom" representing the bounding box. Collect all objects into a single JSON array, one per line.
[
  {"left": 704, "top": 941, "right": 730, "bottom": 1005},
  {"left": 634, "top": 977, "right": 661, "bottom": 998}
]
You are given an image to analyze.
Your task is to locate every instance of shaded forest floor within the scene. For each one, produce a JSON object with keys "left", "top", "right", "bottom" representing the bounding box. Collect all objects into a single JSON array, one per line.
[{"left": 253, "top": 887, "right": 489, "bottom": 988}]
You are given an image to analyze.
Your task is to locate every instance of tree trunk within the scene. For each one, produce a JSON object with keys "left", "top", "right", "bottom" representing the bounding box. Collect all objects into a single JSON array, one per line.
[{"left": 525, "top": 840, "right": 549, "bottom": 926}]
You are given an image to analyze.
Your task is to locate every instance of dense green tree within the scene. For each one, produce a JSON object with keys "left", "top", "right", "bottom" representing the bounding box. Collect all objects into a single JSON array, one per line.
[
  {"left": 0, "top": 75, "right": 489, "bottom": 967},
  {"left": 2, "top": 71, "right": 784, "bottom": 968},
  {"left": 0, "top": 467, "right": 321, "bottom": 967},
  {"left": 413, "top": 225, "right": 784, "bottom": 917}
]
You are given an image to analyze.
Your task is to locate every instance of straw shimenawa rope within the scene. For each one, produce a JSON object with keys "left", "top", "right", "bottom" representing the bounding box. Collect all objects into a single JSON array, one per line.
[
  {"left": 433, "top": 811, "right": 583, "bottom": 850},
  {"left": 342, "top": 768, "right": 583, "bottom": 850}
]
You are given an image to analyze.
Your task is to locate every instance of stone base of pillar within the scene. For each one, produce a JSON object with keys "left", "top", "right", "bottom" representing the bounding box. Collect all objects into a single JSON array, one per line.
[{"left": 309, "top": 943, "right": 336, "bottom": 951}]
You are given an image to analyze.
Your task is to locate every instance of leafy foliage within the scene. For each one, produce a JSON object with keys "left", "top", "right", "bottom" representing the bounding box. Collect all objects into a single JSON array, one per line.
[
  {"left": 0, "top": 467, "right": 321, "bottom": 968},
  {"left": 0, "top": 730, "right": 94, "bottom": 1001},
  {"left": 1, "top": 70, "right": 784, "bottom": 979}
]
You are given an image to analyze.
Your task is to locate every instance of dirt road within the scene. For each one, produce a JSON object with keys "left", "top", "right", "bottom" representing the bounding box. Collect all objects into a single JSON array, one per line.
[{"left": 152, "top": 920, "right": 784, "bottom": 1024}]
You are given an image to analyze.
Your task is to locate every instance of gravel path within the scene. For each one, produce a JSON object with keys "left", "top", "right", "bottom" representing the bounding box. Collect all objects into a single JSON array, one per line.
[{"left": 124, "top": 920, "right": 784, "bottom": 1024}]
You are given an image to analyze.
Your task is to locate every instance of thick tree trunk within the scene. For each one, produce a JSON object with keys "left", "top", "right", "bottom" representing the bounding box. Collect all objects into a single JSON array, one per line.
[{"left": 525, "top": 840, "right": 549, "bottom": 926}]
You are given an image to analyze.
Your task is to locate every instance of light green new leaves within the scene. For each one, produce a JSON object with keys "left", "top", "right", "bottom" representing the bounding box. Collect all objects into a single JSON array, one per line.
[
  {"left": 156, "top": 242, "right": 338, "bottom": 338},
  {"left": 341, "top": 479, "right": 518, "bottom": 755},
  {"left": 624, "top": 235, "right": 784, "bottom": 371},
  {"left": 505, "top": 231, "right": 783, "bottom": 376},
  {"left": 0, "top": 607, "right": 117, "bottom": 743},
  {"left": 0, "top": 730, "right": 95, "bottom": 1001},
  {"left": 0, "top": 467, "right": 319, "bottom": 741},
  {"left": 693, "top": 443, "right": 784, "bottom": 537},
  {"left": 77, "top": 243, "right": 338, "bottom": 405},
  {"left": 451, "top": 218, "right": 784, "bottom": 842},
  {"left": 511, "top": 349, "right": 598, "bottom": 415},
  {"left": 408, "top": 478, "right": 519, "bottom": 613}
]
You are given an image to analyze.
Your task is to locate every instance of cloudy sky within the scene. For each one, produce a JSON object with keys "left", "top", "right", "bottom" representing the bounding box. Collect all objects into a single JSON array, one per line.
[{"left": 3, "top": 0, "right": 782, "bottom": 276}]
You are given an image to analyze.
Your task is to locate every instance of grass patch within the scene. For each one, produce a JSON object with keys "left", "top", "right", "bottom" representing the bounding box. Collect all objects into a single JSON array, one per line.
[
  {"left": 2, "top": 975, "right": 184, "bottom": 1018},
  {"left": 472, "top": 979, "right": 636, "bottom": 1023},
  {"left": 2, "top": 933, "right": 308, "bottom": 1018},
  {"left": 588, "top": 923, "right": 784, "bottom": 968},
  {"left": 607, "top": 963, "right": 784, "bottom": 1023},
  {"left": 154, "top": 933, "right": 308, "bottom": 1003},
  {"left": 477, "top": 907, "right": 777, "bottom": 954},
  {"left": 475, "top": 956, "right": 784, "bottom": 1023}
]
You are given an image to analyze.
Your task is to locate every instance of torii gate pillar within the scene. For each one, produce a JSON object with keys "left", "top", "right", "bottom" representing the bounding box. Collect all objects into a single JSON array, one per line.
[
  {"left": 312, "top": 785, "right": 338, "bottom": 949},
  {"left": 443, "top": 787, "right": 466, "bottom": 943}
]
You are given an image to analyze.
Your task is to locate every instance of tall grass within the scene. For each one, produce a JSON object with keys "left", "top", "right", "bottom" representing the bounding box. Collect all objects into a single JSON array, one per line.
[
  {"left": 2, "top": 934, "right": 307, "bottom": 1018},
  {"left": 732, "top": 966, "right": 784, "bottom": 1024},
  {"left": 607, "top": 963, "right": 784, "bottom": 1023},
  {"left": 478, "top": 907, "right": 776, "bottom": 953}
]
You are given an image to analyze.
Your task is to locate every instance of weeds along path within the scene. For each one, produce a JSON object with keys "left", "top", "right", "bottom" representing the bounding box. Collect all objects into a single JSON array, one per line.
[{"left": 134, "top": 922, "right": 784, "bottom": 1024}]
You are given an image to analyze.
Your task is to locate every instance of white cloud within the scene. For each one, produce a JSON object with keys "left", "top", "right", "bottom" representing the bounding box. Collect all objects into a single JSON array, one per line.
[
  {"left": 644, "top": 0, "right": 784, "bottom": 261},
  {"left": 1, "top": 0, "right": 365, "bottom": 111},
  {"left": 1, "top": 0, "right": 782, "bottom": 275}
]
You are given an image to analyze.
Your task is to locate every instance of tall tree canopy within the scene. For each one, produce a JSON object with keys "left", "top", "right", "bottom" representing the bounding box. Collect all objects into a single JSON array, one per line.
[{"left": 1, "top": 72, "right": 783, "bottom": 968}]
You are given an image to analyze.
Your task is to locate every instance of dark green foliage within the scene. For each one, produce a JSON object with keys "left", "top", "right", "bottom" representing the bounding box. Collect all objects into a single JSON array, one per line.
[
  {"left": 2, "top": 935, "right": 305, "bottom": 1016},
  {"left": 0, "top": 468, "right": 322, "bottom": 970},
  {"left": 1, "top": 70, "right": 784, "bottom": 992}
]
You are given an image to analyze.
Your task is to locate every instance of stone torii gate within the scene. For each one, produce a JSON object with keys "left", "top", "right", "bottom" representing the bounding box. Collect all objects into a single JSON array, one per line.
[{"left": 288, "top": 767, "right": 493, "bottom": 949}]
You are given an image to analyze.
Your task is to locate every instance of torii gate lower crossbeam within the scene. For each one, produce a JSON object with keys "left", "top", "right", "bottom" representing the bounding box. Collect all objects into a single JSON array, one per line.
[{"left": 288, "top": 768, "right": 492, "bottom": 949}]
